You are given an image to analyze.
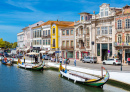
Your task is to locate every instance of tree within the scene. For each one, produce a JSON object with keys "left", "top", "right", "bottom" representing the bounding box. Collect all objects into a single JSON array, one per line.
[
  {"left": 12, "top": 42, "right": 17, "bottom": 48},
  {"left": 0, "top": 38, "right": 6, "bottom": 48}
]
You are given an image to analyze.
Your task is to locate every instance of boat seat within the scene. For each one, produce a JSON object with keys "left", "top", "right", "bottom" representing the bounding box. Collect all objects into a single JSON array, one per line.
[{"left": 69, "top": 73, "right": 91, "bottom": 80}]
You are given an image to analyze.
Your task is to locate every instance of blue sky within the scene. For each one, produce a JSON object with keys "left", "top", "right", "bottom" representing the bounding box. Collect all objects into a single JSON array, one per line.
[{"left": 0, "top": 0, "right": 129, "bottom": 43}]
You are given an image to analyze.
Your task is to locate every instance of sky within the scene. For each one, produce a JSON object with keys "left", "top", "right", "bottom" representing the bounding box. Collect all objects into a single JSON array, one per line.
[{"left": 0, "top": 0, "right": 129, "bottom": 43}]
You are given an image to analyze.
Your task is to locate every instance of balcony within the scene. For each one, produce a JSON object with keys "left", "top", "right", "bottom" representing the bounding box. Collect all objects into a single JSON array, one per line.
[
  {"left": 61, "top": 46, "right": 74, "bottom": 50},
  {"left": 76, "top": 34, "right": 84, "bottom": 40},
  {"left": 42, "top": 35, "right": 51, "bottom": 39},
  {"left": 114, "top": 42, "right": 130, "bottom": 47},
  {"left": 125, "top": 27, "right": 130, "bottom": 31},
  {"left": 79, "top": 46, "right": 85, "bottom": 49},
  {"left": 116, "top": 28, "right": 122, "bottom": 32}
]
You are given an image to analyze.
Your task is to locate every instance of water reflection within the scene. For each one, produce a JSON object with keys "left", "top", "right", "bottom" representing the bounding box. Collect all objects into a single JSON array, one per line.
[{"left": 0, "top": 63, "right": 128, "bottom": 92}]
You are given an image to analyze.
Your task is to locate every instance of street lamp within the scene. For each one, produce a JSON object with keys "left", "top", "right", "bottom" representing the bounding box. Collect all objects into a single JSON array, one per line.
[{"left": 120, "top": 49, "right": 122, "bottom": 71}]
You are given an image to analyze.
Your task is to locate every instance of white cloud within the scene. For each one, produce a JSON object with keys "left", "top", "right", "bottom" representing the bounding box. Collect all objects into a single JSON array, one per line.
[{"left": 0, "top": 25, "right": 24, "bottom": 33}]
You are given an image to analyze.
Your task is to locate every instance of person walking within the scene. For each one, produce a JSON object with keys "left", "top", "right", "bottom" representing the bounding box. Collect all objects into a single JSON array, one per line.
[
  {"left": 24, "top": 56, "right": 25, "bottom": 63},
  {"left": 60, "top": 56, "right": 62, "bottom": 64},
  {"left": 74, "top": 59, "right": 76, "bottom": 66}
]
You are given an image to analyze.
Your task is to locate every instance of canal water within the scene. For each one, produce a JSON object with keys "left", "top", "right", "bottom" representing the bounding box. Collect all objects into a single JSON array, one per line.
[{"left": 0, "top": 63, "right": 128, "bottom": 92}]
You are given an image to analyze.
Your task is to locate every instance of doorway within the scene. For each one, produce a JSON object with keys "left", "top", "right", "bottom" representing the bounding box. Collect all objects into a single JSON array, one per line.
[{"left": 102, "top": 44, "right": 108, "bottom": 61}]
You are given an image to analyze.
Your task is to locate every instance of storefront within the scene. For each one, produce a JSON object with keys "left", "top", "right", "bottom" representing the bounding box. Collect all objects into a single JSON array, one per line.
[
  {"left": 67, "top": 51, "right": 73, "bottom": 59},
  {"left": 81, "top": 51, "right": 89, "bottom": 58},
  {"left": 33, "top": 47, "right": 40, "bottom": 53},
  {"left": 125, "top": 49, "right": 130, "bottom": 61},
  {"left": 76, "top": 52, "right": 79, "bottom": 59}
]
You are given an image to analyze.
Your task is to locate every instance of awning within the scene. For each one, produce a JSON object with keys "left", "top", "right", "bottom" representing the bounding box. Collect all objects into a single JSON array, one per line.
[
  {"left": 39, "top": 50, "right": 46, "bottom": 53},
  {"left": 48, "top": 51, "right": 55, "bottom": 54},
  {"left": 27, "top": 52, "right": 39, "bottom": 55},
  {"left": 24, "top": 48, "right": 30, "bottom": 52}
]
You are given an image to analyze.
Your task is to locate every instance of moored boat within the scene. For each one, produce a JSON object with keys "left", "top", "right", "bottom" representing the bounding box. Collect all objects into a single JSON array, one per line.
[
  {"left": 59, "top": 64, "right": 109, "bottom": 87},
  {"left": 1, "top": 59, "right": 13, "bottom": 66},
  {"left": 17, "top": 59, "right": 44, "bottom": 71}
]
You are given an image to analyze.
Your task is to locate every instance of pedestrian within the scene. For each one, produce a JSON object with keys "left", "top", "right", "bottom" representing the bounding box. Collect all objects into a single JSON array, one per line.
[
  {"left": 40, "top": 53, "right": 42, "bottom": 62},
  {"left": 74, "top": 59, "right": 76, "bottom": 66},
  {"left": 67, "top": 58, "right": 70, "bottom": 64},
  {"left": 60, "top": 56, "right": 62, "bottom": 64},
  {"left": 64, "top": 58, "right": 66, "bottom": 64},
  {"left": 24, "top": 56, "right": 25, "bottom": 63}
]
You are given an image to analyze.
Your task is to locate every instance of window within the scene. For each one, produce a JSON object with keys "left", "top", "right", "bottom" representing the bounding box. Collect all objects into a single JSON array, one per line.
[
  {"left": 66, "top": 30, "right": 69, "bottom": 35},
  {"left": 48, "top": 30, "right": 50, "bottom": 35},
  {"left": 48, "top": 40, "right": 50, "bottom": 45},
  {"left": 118, "top": 35, "right": 122, "bottom": 43},
  {"left": 35, "top": 40, "right": 36, "bottom": 45},
  {"left": 97, "top": 44, "right": 100, "bottom": 56},
  {"left": 37, "top": 40, "right": 39, "bottom": 45},
  {"left": 97, "top": 27, "right": 100, "bottom": 35},
  {"left": 62, "top": 30, "right": 65, "bottom": 35},
  {"left": 46, "top": 40, "right": 47, "bottom": 45},
  {"left": 53, "top": 39, "right": 55, "bottom": 47},
  {"left": 66, "top": 41, "right": 69, "bottom": 46},
  {"left": 43, "top": 40, "right": 45, "bottom": 45},
  {"left": 35, "top": 31, "right": 36, "bottom": 38},
  {"left": 40, "top": 40, "right": 41, "bottom": 45},
  {"left": 87, "top": 39, "right": 89, "bottom": 46},
  {"left": 87, "top": 28, "right": 89, "bottom": 34},
  {"left": 109, "top": 26, "right": 112, "bottom": 34},
  {"left": 37, "top": 30, "right": 39, "bottom": 37},
  {"left": 117, "top": 20, "right": 122, "bottom": 29},
  {"left": 101, "top": 27, "right": 108, "bottom": 35},
  {"left": 86, "top": 16, "right": 87, "bottom": 21},
  {"left": 126, "top": 34, "right": 130, "bottom": 43},
  {"left": 101, "top": 9, "right": 104, "bottom": 17},
  {"left": 105, "top": 8, "right": 108, "bottom": 16},
  {"left": 62, "top": 41, "right": 65, "bottom": 46},
  {"left": 81, "top": 16, "right": 83, "bottom": 21},
  {"left": 53, "top": 28, "right": 55, "bottom": 34},
  {"left": 43, "top": 31, "right": 45, "bottom": 36},
  {"left": 40, "top": 30, "right": 41, "bottom": 37},
  {"left": 71, "top": 41, "right": 73, "bottom": 47},
  {"left": 126, "top": 19, "right": 130, "bottom": 28},
  {"left": 71, "top": 30, "right": 73, "bottom": 35},
  {"left": 33, "top": 31, "right": 35, "bottom": 38},
  {"left": 46, "top": 30, "right": 47, "bottom": 35}
]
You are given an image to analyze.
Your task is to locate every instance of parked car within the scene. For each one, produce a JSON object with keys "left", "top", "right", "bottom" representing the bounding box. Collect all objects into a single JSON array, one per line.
[
  {"left": 103, "top": 58, "right": 121, "bottom": 65},
  {"left": 82, "top": 56, "right": 97, "bottom": 63},
  {"left": 16, "top": 54, "right": 23, "bottom": 59},
  {"left": 42, "top": 55, "right": 51, "bottom": 60}
]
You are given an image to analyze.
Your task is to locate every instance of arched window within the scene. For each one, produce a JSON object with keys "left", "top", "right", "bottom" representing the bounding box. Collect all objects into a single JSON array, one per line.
[
  {"left": 86, "top": 16, "right": 87, "bottom": 21},
  {"left": 117, "top": 20, "right": 122, "bottom": 29},
  {"left": 118, "top": 35, "right": 122, "bottom": 43},
  {"left": 81, "top": 16, "right": 83, "bottom": 21},
  {"left": 126, "top": 34, "right": 130, "bottom": 43},
  {"left": 126, "top": 19, "right": 130, "bottom": 28}
]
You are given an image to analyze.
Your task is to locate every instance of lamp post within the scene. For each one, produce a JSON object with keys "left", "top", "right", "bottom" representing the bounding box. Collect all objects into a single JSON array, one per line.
[{"left": 120, "top": 49, "right": 122, "bottom": 71}]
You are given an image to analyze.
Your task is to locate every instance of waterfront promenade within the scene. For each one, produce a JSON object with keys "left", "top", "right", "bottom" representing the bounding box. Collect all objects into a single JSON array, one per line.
[{"left": 7, "top": 56, "right": 130, "bottom": 85}]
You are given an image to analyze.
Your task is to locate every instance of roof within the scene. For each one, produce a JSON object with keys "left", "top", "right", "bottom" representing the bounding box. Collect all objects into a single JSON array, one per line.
[
  {"left": 32, "top": 25, "right": 41, "bottom": 29},
  {"left": 79, "top": 12, "right": 92, "bottom": 15},
  {"left": 22, "top": 27, "right": 29, "bottom": 30},
  {"left": 40, "top": 20, "right": 57, "bottom": 26}
]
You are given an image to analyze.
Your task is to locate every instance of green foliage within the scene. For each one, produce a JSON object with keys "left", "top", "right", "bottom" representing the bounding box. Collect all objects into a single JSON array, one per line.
[{"left": 0, "top": 38, "right": 17, "bottom": 49}]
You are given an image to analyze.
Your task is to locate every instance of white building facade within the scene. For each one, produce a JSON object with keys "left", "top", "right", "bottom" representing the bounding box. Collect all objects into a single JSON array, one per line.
[{"left": 17, "top": 32, "right": 24, "bottom": 50}]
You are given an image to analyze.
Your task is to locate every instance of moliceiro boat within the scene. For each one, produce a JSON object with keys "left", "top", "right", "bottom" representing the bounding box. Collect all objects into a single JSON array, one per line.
[
  {"left": 17, "top": 59, "right": 44, "bottom": 71},
  {"left": 59, "top": 64, "right": 109, "bottom": 87},
  {"left": 1, "top": 59, "right": 13, "bottom": 66}
]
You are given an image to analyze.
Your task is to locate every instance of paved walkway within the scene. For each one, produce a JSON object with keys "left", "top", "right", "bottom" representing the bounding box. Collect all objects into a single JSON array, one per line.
[{"left": 47, "top": 62, "right": 130, "bottom": 85}]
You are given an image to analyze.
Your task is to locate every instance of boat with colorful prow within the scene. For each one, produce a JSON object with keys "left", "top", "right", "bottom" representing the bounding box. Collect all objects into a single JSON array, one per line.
[
  {"left": 59, "top": 64, "right": 109, "bottom": 87},
  {"left": 1, "top": 59, "right": 13, "bottom": 66},
  {"left": 17, "top": 59, "right": 44, "bottom": 71}
]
